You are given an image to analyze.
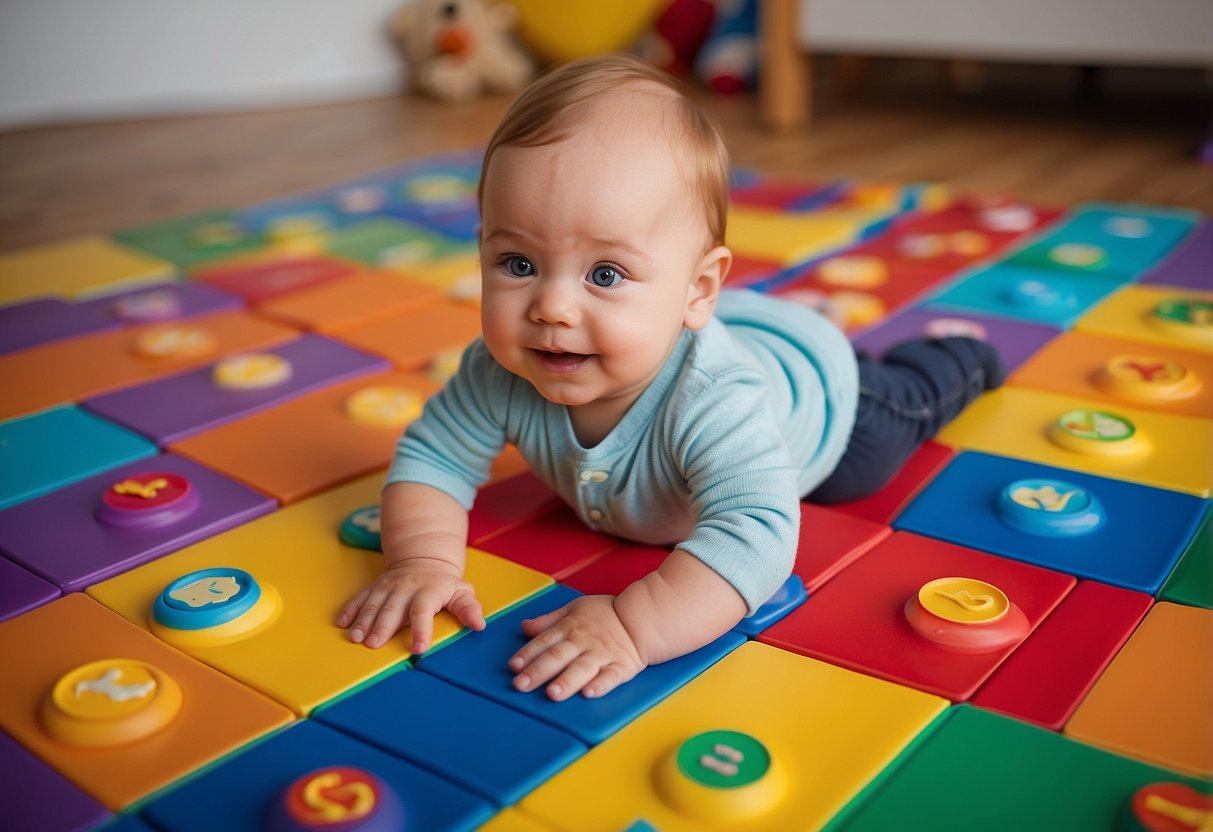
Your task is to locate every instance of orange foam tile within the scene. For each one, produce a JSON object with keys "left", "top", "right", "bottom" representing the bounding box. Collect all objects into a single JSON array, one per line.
[
  {"left": 0, "top": 593, "right": 293, "bottom": 810},
  {"left": 334, "top": 299, "right": 483, "bottom": 371},
  {"left": 0, "top": 235, "right": 174, "bottom": 304},
  {"left": 1010, "top": 330, "right": 1213, "bottom": 420},
  {"left": 0, "top": 310, "right": 299, "bottom": 420},
  {"left": 170, "top": 371, "right": 438, "bottom": 504},
  {"left": 1065, "top": 602, "right": 1213, "bottom": 778},
  {"left": 255, "top": 272, "right": 444, "bottom": 334}
]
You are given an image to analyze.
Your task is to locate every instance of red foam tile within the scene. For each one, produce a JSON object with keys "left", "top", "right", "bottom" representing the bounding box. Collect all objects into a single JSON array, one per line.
[
  {"left": 759, "top": 531, "right": 1075, "bottom": 702},
  {"left": 971, "top": 581, "right": 1152, "bottom": 730},
  {"left": 194, "top": 253, "right": 361, "bottom": 302},
  {"left": 560, "top": 543, "right": 667, "bottom": 596},
  {"left": 474, "top": 505, "right": 622, "bottom": 579},
  {"left": 794, "top": 503, "right": 891, "bottom": 592},
  {"left": 467, "top": 471, "right": 562, "bottom": 545},
  {"left": 826, "top": 441, "right": 956, "bottom": 525}
]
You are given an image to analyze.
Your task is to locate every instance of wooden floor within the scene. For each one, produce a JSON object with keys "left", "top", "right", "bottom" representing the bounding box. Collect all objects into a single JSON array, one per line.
[{"left": 1, "top": 59, "right": 1209, "bottom": 254}]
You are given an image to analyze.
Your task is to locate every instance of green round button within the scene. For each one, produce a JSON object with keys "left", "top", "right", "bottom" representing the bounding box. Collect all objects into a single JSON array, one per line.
[{"left": 676, "top": 730, "right": 770, "bottom": 790}]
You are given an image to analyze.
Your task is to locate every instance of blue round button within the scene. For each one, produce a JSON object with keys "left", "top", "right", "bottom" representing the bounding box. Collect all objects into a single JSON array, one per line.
[
  {"left": 340, "top": 505, "right": 382, "bottom": 551},
  {"left": 1006, "top": 279, "right": 1077, "bottom": 310},
  {"left": 153, "top": 568, "right": 262, "bottom": 630},
  {"left": 997, "top": 479, "right": 1105, "bottom": 537}
]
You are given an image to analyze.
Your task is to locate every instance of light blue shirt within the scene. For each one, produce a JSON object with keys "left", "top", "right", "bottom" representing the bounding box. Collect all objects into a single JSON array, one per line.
[{"left": 387, "top": 290, "right": 859, "bottom": 613}]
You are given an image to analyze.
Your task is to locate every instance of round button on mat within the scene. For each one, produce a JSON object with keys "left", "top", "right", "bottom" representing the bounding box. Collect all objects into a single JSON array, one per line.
[
  {"left": 655, "top": 730, "right": 786, "bottom": 824},
  {"left": 905, "top": 578, "right": 1030, "bottom": 653},
  {"left": 340, "top": 505, "right": 382, "bottom": 551},
  {"left": 153, "top": 567, "right": 262, "bottom": 630},
  {"left": 271, "top": 766, "right": 404, "bottom": 832},
  {"left": 826, "top": 291, "right": 886, "bottom": 329},
  {"left": 1007, "top": 279, "right": 1076, "bottom": 310},
  {"left": 111, "top": 289, "right": 184, "bottom": 323},
  {"left": 817, "top": 255, "right": 888, "bottom": 288},
  {"left": 407, "top": 173, "right": 475, "bottom": 204},
  {"left": 344, "top": 386, "right": 424, "bottom": 427},
  {"left": 1102, "top": 216, "right": 1152, "bottom": 238},
  {"left": 132, "top": 324, "right": 216, "bottom": 359},
  {"left": 1094, "top": 355, "right": 1199, "bottom": 402},
  {"left": 96, "top": 471, "right": 200, "bottom": 529},
  {"left": 923, "top": 317, "right": 989, "bottom": 341},
  {"left": 1047, "top": 242, "right": 1108, "bottom": 269},
  {"left": 41, "top": 658, "right": 183, "bottom": 748},
  {"left": 213, "top": 353, "right": 293, "bottom": 390},
  {"left": 1122, "top": 782, "right": 1213, "bottom": 832},
  {"left": 998, "top": 478, "right": 1105, "bottom": 537},
  {"left": 190, "top": 220, "right": 247, "bottom": 249},
  {"left": 1149, "top": 298, "right": 1213, "bottom": 345},
  {"left": 1049, "top": 409, "right": 1146, "bottom": 457}
]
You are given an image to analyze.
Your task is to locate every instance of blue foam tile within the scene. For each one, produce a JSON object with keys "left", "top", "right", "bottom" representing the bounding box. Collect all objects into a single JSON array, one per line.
[
  {"left": 1008, "top": 203, "right": 1199, "bottom": 278},
  {"left": 893, "top": 451, "right": 1207, "bottom": 593},
  {"left": 416, "top": 585, "right": 746, "bottom": 746},
  {"left": 140, "top": 720, "right": 494, "bottom": 832},
  {"left": 95, "top": 816, "right": 156, "bottom": 831},
  {"left": 922, "top": 261, "right": 1128, "bottom": 327},
  {"left": 0, "top": 728, "right": 111, "bottom": 832},
  {"left": 316, "top": 668, "right": 586, "bottom": 806},
  {"left": 0, "top": 405, "right": 158, "bottom": 510},
  {"left": 0, "top": 555, "right": 59, "bottom": 622},
  {"left": 734, "top": 573, "right": 807, "bottom": 637}
]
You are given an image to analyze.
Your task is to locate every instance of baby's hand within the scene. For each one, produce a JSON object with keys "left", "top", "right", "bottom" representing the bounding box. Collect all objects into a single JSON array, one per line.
[
  {"left": 337, "top": 558, "right": 484, "bottom": 654},
  {"left": 509, "top": 595, "right": 646, "bottom": 702}
]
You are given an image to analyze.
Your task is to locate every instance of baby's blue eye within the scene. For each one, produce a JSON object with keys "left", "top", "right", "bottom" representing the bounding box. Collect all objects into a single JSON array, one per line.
[
  {"left": 588, "top": 264, "right": 623, "bottom": 288},
  {"left": 504, "top": 256, "right": 535, "bottom": 277}
]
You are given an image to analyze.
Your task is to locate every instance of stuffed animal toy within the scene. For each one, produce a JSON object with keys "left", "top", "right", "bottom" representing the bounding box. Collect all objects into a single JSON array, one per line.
[
  {"left": 695, "top": 0, "right": 758, "bottom": 94},
  {"left": 390, "top": 0, "right": 535, "bottom": 102},
  {"left": 637, "top": 0, "right": 716, "bottom": 78}
]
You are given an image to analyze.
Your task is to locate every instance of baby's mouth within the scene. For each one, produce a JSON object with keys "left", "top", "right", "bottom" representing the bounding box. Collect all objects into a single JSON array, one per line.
[{"left": 533, "top": 349, "right": 593, "bottom": 374}]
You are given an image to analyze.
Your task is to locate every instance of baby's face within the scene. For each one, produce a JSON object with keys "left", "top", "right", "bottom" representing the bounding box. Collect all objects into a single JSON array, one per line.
[{"left": 479, "top": 94, "right": 719, "bottom": 424}]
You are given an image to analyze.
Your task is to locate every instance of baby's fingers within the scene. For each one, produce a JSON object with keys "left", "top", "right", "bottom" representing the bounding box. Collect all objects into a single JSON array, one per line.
[
  {"left": 408, "top": 591, "right": 445, "bottom": 655},
  {"left": 337, "top": 586, "right": 371, "bottom": 631},
  {"left": 447, "top": 587, "right": 485, "bottom": 632}
]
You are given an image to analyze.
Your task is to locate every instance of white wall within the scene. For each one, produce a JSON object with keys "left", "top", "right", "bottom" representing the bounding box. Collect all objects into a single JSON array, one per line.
[{"left": 0, "top": 0, "right": 407, "bottom": 129}]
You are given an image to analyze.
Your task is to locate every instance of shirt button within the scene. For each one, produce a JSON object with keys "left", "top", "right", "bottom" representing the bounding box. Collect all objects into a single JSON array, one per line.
[
  {"left": 588, "top": 509, "right": 604, "bottom": 522},
  {"left": 579, "top": 471, "right": 593, "bottom": 482},
  {"left": 591, "top": 471, "right": 608, "bottom": 483}
]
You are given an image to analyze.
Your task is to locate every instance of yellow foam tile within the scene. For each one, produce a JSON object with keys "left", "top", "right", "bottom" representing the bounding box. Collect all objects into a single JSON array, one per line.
[
  {"left": 0, "top": 593, "right": 293, "bottom": 810},
  {"left": 478, "top": 808, "right": 562, "bottom": 832},
  {"left": 87, "top": 471, "right": 553, "bottom": 716},
  {"left": 335, "top": 300, "right": 483, "bottom": 372},
  {"left": 1065, "top": 602, "right": 1212, "bottom": 778},
  {"left": 727, "top": 207, "right": 870, "bottom": 266},
  {"left": 383, "top": 252, "right": 483, "bottom": 306},
  {"left": 520, "top": 641, "right": 947, "bottom": 831},
  {"left": 1075, "top": 284, "right": 1213, "bottom": 352},
  {"left": 0, "top": 235, "right": 175, "bottom": 304},
  {"left": 936, "top": 387, "right": 1212, "bottom": 496}
]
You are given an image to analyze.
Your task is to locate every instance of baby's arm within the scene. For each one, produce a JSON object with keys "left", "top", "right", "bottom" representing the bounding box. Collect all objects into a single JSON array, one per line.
[
  {"left": 337, "top": 481, "right": 485, "bottom": 653},
  {"left": 510, "top": 549, "right": 746, "bottom": 701}
]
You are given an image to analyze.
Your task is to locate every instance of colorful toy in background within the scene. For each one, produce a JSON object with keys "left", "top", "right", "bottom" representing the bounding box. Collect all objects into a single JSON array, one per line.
[
  {"left": 504, "top": 0, "right": 667, "bottom": 63},
  {"left": 640, "top": 0, "right": 759, "bottom": 93},
  {"left": 0, "top": 150, "right": 1211, "bottom": 830},
  {"left": 389, "top": 0, "right": 535, "bottom": 102}
]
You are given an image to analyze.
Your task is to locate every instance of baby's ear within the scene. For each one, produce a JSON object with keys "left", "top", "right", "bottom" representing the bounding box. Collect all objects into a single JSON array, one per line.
[{"left": 684, "top": 245, "right": 731, "bottom": 331}]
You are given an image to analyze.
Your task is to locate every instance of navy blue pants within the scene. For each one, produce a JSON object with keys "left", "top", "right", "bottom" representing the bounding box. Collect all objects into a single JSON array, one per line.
[{"left": 807, "top": 336, "right": 1006, "bottom": 504}]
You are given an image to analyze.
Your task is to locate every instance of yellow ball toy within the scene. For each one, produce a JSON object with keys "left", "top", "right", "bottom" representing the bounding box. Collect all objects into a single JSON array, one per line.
[{"left": 503, "top": 0, "right": 666, "bottom": 63}]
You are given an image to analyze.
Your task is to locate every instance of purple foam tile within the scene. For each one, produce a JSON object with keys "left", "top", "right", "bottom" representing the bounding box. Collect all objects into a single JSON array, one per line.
[
  {"left": 0, "top": 730, "right": 111, "bottom": 831},
  {"left": 0, "top": 453, "right": 275, "bottom": 593},
  {"left": 0, "top": 555, "right": 60, "bottom": 622},
  {"left": 1140, "top": 218, "right": 1213, "bottom": 290},
  {"left": 75, "top": 281, "right": 244, "bottom": 323},
  {"left": 81, "top": 334, "right": 388, "bottom": 445},
  {"left": 851, "top": 305, "right": 1062, "bottom": 373},
  {"left": 0, "top": 297, "right": 120, "bottom": 356}
]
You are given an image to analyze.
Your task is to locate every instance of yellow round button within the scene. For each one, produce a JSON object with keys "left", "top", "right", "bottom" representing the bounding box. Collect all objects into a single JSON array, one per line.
[
  {"left": 1048, "top": 243, "right": 1106, "bottom": 269},
  {"left": 1094, "top": 354, "right": 1199, "bottom": 402},
  {"left": 827, "top": 291, "right": 886, "bottom": 329},
  {"left": 949, "top": 230, "right": 991, "bottom": 257},
  {"left": 817, "top": 255, "right": 888, "bottom": 288},
  {"left": 345, "top": 386, "right": 423, "bottom": 427},
  {"left": 41, "top": 659, "right": 182, "bottom": 748},
  {"left": 654, "top": 730, "right": 787, "bottom": 824},
  {"left": 213, "top": 353, "right": 293, "bottom": 390},
  {"left": 917, "top": 577, "right": 1009, "bottom": 624},
  {"left": 428, "top": 348, "right": 464, "bottom": 385},
  {"left": 133, "top": 324, "right": 216, "bottom": 359},
  {"left": 1049, "top": 409, "right": 1146, "bottom": 457},
  {"left": 897, "top": 233, "right": 948, "bottom": 260}
]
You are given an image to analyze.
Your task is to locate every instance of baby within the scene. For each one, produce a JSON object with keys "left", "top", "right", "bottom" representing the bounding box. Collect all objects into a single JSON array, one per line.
[{"left": 338, "top": 54, "right": 1004, "bottom": 701}]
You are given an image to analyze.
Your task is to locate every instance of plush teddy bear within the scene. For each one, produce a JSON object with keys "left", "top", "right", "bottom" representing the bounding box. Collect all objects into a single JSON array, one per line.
[{"left": 390, "top": 0, "right": 535, "bottom": 103}]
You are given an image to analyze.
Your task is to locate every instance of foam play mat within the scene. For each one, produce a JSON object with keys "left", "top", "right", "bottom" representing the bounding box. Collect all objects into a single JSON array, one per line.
[{"left": 1, "top": 149, "right": 1210, "bottom": 831}]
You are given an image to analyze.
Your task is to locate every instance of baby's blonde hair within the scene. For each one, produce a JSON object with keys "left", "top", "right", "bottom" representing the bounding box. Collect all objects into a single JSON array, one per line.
[{"left": 479, "top": 53, "right": 731, "bottom": 246}]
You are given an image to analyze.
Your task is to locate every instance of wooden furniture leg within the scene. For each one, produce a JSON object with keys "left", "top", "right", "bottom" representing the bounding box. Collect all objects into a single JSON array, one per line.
[{"left": 760, "top": 0, "right": 811, "bottom": 131}]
